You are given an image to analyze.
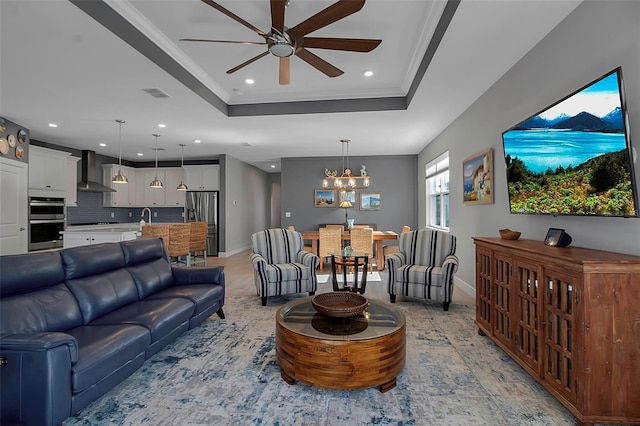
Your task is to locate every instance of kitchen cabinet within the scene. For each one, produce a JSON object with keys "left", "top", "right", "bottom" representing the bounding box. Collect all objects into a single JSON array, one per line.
[
  {"left": 184, "top": 165, "right": 219, "bottom": 190},
  {"left": 0, "top": 158, "right": 28, "bottom": 254},
  {"left": 164, "top": 168, "right": 186, "bottom": 207},
  {"left": 28, "top": 145, "right": 70, "bottom": 197},
  {"left": 65, "top": 156, "right": 80, "bottom": 207},
  {"left": 473, "top": 237, "right": 640, "bottom": 426},
  {"left": 136, "top": 169, "right": 166, "bottom": 207},
  {"left": 102, "top": 164, "right": 137, "bottom": 207},
  {"left": 62, "top": 229, "right": 138, "bottom": 248}
]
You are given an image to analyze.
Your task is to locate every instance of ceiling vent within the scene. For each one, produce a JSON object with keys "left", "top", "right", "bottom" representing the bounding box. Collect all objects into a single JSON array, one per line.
[{"left": 142, "top": 88, "right": 170, "bottom": 98}]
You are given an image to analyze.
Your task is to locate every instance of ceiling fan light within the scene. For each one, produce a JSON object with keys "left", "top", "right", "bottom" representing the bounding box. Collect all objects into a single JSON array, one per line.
[{"left": 269, "top": 42, "right": 294, "bottom": 58}]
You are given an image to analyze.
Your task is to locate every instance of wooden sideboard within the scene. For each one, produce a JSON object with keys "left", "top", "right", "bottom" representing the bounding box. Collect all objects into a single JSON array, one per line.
[{"left": 473, "top": 237, "right": 640, "bottom": 426}]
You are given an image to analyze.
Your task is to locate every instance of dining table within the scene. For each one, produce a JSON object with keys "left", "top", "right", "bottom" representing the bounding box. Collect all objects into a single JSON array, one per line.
[{"left": 300, "top": 230, "right": 398, "bottom": 271}]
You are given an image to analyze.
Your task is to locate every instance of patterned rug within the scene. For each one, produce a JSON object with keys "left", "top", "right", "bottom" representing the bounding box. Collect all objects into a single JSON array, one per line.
[{"left": 64, "top": 294, "right": 576, "bottom": 426}]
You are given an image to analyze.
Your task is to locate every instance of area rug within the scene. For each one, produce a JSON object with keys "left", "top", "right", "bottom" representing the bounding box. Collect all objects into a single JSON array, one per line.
[
  {"left": 63, "top": 295, "right": 575, "bottom": 426},
  {"left": 317, "top": 271, "right": 382, "bottom": 284}
]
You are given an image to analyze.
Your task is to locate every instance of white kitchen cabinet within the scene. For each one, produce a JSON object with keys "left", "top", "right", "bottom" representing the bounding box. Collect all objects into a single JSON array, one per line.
[
  {"left": 28, "top": 145, "right": 70, "bottom": 197},
  {"left": 184, "top": 165, "right": 219, "bottom": 191},
  {"left": 136, "top": 169, "right": 166, "bottom": 207},
  {"left": 0, "top": 158, "right": 28, "bottom": 255},
  {"left": 164, "top": 168, "right": 186, "bottom": 207},
  {"left": 102, "top": 164, "right": 137, "bottom": 207},
  {"left": 65, "top": 156, "right": 80, "bottom": 207},
  {"left": 62, "top": 230, "right": 138, "bottom": 248}
]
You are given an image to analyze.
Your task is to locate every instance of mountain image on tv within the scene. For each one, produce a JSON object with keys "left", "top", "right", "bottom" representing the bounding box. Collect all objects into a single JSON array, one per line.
[{"left": 501, "top": 68, "right": 638, "bottom": 217}]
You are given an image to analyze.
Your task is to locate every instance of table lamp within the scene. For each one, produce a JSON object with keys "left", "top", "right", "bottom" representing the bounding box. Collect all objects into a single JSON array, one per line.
[{"left": 339, "top": 200, "right": 353, "bottom": 227}]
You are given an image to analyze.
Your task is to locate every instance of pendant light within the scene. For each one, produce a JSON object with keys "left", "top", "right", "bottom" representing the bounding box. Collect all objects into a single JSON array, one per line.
[
  {"left": 176, "top": 143, "right": 188, "bottom": 191},
  {"left": 111, "top": 119, "right": 128, "bottom": 183},
  {"left": 149, "top": 133, "right": 163, "bottom": 188}
]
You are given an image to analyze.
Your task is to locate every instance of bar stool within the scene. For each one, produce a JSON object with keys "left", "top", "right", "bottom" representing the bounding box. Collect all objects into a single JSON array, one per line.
[
  {"left": 141, "top": 224, "right": 169, "bottom": 246},
  {"left": 167, "top": 223, "right": 191, "bottom": 266},
  {"left": 189, "top": 222, "right": 208, "bottom": 266}
]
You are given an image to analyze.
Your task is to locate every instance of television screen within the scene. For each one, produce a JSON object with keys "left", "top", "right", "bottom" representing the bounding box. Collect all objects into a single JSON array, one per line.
[{"left": 502, "top": 67, "right": 638, "bottom": 217}]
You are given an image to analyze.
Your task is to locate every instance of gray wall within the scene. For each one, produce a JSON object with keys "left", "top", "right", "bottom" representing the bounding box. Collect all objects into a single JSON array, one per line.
[
  {"left": 220, "top": 154, "right": 271, "bottom": 255},
  {"left": 418, "top": 1, "right": 640, "bottom": 289},
  {"left": 281, "top": 155, "right": 417, "bottom": 233}
]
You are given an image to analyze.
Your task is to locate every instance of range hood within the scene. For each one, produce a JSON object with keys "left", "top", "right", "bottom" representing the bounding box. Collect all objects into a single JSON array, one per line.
[{"left": 77, "top": 150, "right": 116, "bottom": 192}]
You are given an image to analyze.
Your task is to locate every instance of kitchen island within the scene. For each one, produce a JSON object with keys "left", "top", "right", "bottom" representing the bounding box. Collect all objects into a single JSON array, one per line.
[{"left": 61, "top": 223, "right": 140, "bottom": 248}]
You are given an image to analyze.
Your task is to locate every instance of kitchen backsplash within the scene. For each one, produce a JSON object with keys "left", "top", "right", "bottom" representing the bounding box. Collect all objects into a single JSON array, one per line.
[{"left": 67, "top": 192, "right": 184, "bottom": 225}]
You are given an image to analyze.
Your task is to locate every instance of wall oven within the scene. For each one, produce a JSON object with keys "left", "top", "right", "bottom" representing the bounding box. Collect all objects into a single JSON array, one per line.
[{"left": 29, "top": 196, "right": 65, "bottom": 251}]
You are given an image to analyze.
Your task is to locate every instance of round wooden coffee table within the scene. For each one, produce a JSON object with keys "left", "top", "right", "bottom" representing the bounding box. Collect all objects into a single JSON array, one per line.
[{"left": 275, "top": 296, "right": 406, "bottom": 392}]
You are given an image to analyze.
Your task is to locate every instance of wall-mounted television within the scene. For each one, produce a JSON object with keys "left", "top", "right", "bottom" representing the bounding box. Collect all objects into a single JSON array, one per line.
[{"left": 502, "top": 67, "right": 638, "bottom": 217}]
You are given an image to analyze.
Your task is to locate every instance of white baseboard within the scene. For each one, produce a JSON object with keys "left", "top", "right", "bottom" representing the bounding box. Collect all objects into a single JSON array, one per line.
[
  {"left": 218, "top": 244, "right": 251, "bottom": 258},
  {"left": 455, "top": 276, "right": 476, "bottom": 299}
]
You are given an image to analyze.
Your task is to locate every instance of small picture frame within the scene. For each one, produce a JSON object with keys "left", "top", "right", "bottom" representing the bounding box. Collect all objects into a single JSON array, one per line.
[
  {"left": 463, "top": 148, "right": 493, "bottom": 205},
  {"left": 339, "top": 190, "right": 356, "bottom": 204},
  {"left": 314, "top": 189, "right": 337, "bottom": 208},
  {"left": 360, "top": 192, "right": 381, "bottom": 210}
]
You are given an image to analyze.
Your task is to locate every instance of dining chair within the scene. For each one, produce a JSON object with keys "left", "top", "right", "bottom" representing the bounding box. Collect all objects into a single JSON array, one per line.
[
  {"left": 349, "top": 227, "right": 374, "bottom": 273},
  {"left": 189, "top": 221, "right": 208, "bottom": 266},
  {"left": 318, "top": 226, "right": 342, "bottom": 270},
  {"left": 325, "top": 224, "right": 345, "bottom": 230}
]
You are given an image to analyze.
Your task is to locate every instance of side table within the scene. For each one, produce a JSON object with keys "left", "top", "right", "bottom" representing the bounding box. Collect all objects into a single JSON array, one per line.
[{"left": 330, "top": 250, "right": 370, "bottom": 294}]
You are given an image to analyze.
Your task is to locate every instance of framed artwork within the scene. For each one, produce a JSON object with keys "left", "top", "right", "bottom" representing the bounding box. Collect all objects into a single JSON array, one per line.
[
  {"left": 463, "top": 148, "right": 493, "bottom": 205},
  {"left": 314, "top": 189, "right": 337, "bottom": 208},
  {"left": 360, "top": 192, "right": 381, "bottom": 210},
  {"left": 339, "top": 190, "right": 356, "bottom": 204}
]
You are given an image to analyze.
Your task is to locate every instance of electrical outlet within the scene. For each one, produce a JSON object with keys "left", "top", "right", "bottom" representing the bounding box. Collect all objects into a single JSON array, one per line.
[
  {"left": 181, "top": 212, "right": 184, "bottom": 218},
  {"left": 128, "top": 212, "right": 132, "bottom": 217},
  {"left": 153, "top": 212, "right": 157, "bottom": 217},
  {"left": 110, "top": 212, "right": 115, "bottom": 218},
  {"left": 285, "top": 212, "right": 291, "bottom": 218}
]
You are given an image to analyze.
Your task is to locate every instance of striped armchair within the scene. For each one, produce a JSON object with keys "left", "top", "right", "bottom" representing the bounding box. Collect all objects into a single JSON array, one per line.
[
  {"left": 251, "top": 228, "right": 320, "bottom": 306},
  {"left": 386, "top": 229, "right": 459, "bottom": 311}
]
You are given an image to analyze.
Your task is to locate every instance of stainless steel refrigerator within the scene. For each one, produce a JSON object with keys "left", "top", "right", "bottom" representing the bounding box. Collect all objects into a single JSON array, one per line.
[{"left": 185, "top": 191, "right": 219, "bottom": 256}]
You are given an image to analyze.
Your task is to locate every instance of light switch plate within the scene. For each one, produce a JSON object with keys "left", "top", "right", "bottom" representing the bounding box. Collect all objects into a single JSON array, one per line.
[{"left": 285, "top": 212, "right": 291, "bottom": 217}]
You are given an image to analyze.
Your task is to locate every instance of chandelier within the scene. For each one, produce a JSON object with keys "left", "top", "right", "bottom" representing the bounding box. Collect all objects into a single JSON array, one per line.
[{"left": 322, "top": 139, "right": 370, "bottom": 190}]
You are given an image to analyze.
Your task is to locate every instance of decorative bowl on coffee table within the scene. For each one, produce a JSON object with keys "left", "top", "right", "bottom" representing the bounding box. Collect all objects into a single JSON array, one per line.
[{"left": 311, "top": 292, "right": 368, "bottom": 318}]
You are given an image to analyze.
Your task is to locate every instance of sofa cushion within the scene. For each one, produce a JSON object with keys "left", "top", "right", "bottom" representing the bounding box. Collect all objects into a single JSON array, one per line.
[
  {"left": 147, "top": 285, "right": 224, "bottom": 316},
  {"left": 61, "top": 243, "right": 126, "bottom": 280},
  {"left": 396, "top": 264, "right": 444, "bottom": 286},
  {"left": 120, "top": 238, "right": 168, "bottom": 266},
  {"left": 0, "top": 251, "right": 64, "bottom": 296},
  {"left": 66, "top": 269, "right": 140, "bottom": 324},
  {"left": 89, "top": 298, "right": 194, "bottom": 343},
  {"left": 262, "top": 262, "right": 312, "bottom": 282},
  {"left": 0, "top": 284, "right": 83, "bottom": 334},
  {"left": 66, "top": 324, "right": 150, "bottom": 394},
  {"left": 126, "top": 258, "right": 174, "bottom": 299}
]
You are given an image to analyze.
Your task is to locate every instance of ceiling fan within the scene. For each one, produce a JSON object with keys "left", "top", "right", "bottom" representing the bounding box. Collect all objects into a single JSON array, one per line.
[{"left": 180, "top": 0, "right": 382, "bottom": 85}]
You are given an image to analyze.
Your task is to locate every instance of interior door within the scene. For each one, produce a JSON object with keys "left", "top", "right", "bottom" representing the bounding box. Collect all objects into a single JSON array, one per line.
[{"left": 0, "top": 158, "right": 28, "bottom": 254}]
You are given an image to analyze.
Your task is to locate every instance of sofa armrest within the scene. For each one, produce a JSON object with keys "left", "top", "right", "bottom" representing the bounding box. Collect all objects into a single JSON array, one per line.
[
  {"left": 385, "top": 252, "right": 406, "bottom": 270},
  {"left": 297, "top": 250, "right": 319, "bottom": 269},
  {"left": 1, "top": 332, "right": 78, "bottom": 363},
  {"left": 171, "top": 265, "right": 225, "bottom": 287},
  {"left": 1, "top": 332, "right": 76, "bottom": 426},
  {"left": 250, "top": 253, "right": 267, "bottom": 271}
]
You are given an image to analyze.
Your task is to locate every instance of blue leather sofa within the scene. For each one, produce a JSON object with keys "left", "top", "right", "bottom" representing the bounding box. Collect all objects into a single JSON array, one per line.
[{"left": 0, "top": 238, "right": 225, "bottom": 426}]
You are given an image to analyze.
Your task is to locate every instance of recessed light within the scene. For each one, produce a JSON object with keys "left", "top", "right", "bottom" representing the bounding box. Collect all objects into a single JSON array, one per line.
[
  {"left": 245, "top": 79, "right": 254, "bottom": 85},
  {"left": 363, "top": 70, "right": 373, "bottom": 77},
  {"left": 158, "top": 123, "right": 166, "bottom": 128},
  {"left": 137, "top": 153, "right": 144, "bottom": 156},
  {"left": 194, "top": 139, "right": 201, "bottom": 144},
  {"left": 48, "top": 123, "right": 58, "bottom": 128},
  {"left": 270, "top": 164, "right": 276, "bottom": 168},
  {"left": 99, "top": 143, "right": 106, "bottom": 147}
]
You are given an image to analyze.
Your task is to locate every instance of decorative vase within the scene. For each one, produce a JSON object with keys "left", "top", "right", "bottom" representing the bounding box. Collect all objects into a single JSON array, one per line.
[{"left": 347, "top": 219, "right": 355, "bottom": 229}]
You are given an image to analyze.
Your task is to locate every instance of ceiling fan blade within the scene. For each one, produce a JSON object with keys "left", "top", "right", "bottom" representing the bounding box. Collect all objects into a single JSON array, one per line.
[
  {"left": 290, "top": 0, "right": 365, "bottom": 38},
  {"left": 180, "top": 38, "right": 267, "bottom": 46},
  {"left": 295, "top": 48, "right": 343, "bottom": 78},
  {"left": 302, "top": 37, "right": 381, "bottom": 52},
  {"left": 226, "top": 51, "right": 270, "bottom": 74},
  {"left": 279, "top": 57, "right": 290, "bottom": 85},
  {"left": 270, "top": 0, "right": 287, "bottom": 34},
  {"left": 201, "top": 0, "right": 266, "bottom": 37}
]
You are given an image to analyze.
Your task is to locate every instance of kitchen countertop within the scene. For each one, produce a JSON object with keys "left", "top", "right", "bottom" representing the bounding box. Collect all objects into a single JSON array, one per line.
[{"left": 64, "top": 223, "right": 179, "bottom": 232}]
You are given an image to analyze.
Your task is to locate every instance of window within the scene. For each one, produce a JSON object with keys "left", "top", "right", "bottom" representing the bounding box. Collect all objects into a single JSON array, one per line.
[{"left": 426, "top": 152, "right": 450, "bottom": 231}]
